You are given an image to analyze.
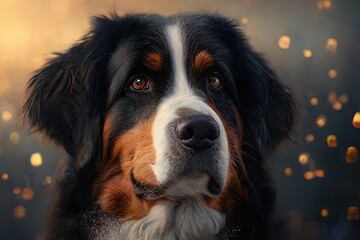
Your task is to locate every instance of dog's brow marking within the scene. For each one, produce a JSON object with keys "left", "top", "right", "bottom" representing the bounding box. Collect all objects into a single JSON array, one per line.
[{"left": 166, "top": 24, "right": 191, "bottom": 95}]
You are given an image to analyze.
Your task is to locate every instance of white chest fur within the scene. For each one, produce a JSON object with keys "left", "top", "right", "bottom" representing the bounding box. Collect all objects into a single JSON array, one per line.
[{"left": 102, "top": 199, "right": 225, "bottom": 240}]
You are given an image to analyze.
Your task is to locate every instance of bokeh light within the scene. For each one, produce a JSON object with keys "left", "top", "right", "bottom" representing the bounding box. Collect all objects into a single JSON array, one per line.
[
  {"left": 305, "top": 134, "right": 315, "bottom": 143},
  {"left": 353, "top": 112, "right": 360, "bottom": 128},
  {"left": 310, "top": 98, "right": 319, "bottom": 106},
  {"left": 320, "top": 208, "right": 329, "bottom": 217},
  {"left": 347, "top": 206, "right": 359, "bottom": 221},
  {"left": 326, "top": 134, "right": 337, "bottom": 148},
  {"left": 9, "top": 131, "right": 20, "bottom": 144},
  {"left": 314, "top": 169, "right": 325, "bottom": 178},
  {"left": 346, "top": 146, "right": 358, "bottom": 164},
  {"left": 241, "top": 17, "right": 249, "bottom": 25},
  {"left": 298, "top": 153, "right": 310, "bottom": 165},
  {"left": 284, "top": 167, "right": 293, "bottom": 176},
  {"left": 13, "top": 205, "right": 26, "bottom": 219},
  {"left": 303, "top": 49, "right": 312, "bottom": 58},
  {"left": 326, "top": 38, "right": 338, "bottom": 54},
  {"left": 328, "top": 69, "right": 337, "bottom": 79},
  {"left": 304, "top": 171, "right": 315, "bottom": 180},
  {"left": 278, "top": 35, "right": 291, "bottom": 49},
  {"left": 21, "top": 187, "right": 34, "bottom": 201},
  {"left": 316, "top": 115, "right": 327, "bottom": 127},
  {"left": 1, "top": 173, "right": 9, "bottom": 181},
  {"left": 30, "top": 153, "right": 43, "bottom": 167},
  {"left": 1, "top": 111, "right": 12, "bottom": 122}
]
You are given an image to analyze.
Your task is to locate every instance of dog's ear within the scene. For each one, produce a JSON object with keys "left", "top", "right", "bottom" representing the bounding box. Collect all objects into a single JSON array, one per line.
[
  {"left": 229, "top": 31, "right": 297, "bottom": 159},
  {"left": 22, "top": 15, "right": 122, "bottom": 170}
]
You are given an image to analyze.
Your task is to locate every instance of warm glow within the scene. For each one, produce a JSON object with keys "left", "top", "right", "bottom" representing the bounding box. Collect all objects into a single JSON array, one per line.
[
  {"left": 303, "top": 49, "right": 312, "bottom": 58},
  {"left": 347, "top": 206, "right": 359, "bottom": 221},
  {"left": 339, "top": 94, "right": 349, "bottom": 104},
  {"left": 327, "top": 134, "right": 337, "bottom": 148},
  {"left": 13, "top": 187, "right": 21, "bottom": 195},
  {"left": 304, "top": 171, "right": 314, "bottom": 180},
  {"left": 21, "top": 187, "right": 34, "bottom": 200},
  {"left": 353, "top": 112, "right": 360, "bottom": 128},
  {"left": 346, "top": 146, "right": 358, "bottom": 164},
  {"left": 327, "top": 91, "right": 337, "bottom": 104},
  {"left": 43, "top": 176, "right": 53, "bottom": 186},
  {"left": 299, "top": 153, "right": 310, "bottom": 165},
  {"left": 314, "top": 169, "right": 325, "bottom": 178},
  {"left": 328, "top": 69, "right": 337, "bottom": 79},
  {"left": 320, "top": 208, "right": 329, "bottom": 217},
  {"left": 332, "top": 101, "right": 342, "bottom": 111},
  {"left": 1, "top": 110, "right": 12, "bottom": 122},
  {"left": 278, "top": 35, "right": 291, "bottom": 49},
  {"left": 326, "top": 38, "right": 338, "bottom": 54},
  {"left": 9, "top": 131, "right": 20, "bottom": 144},
  {"left": 310, "top": 98, "right": 318, "bottom": 106},
  {"left": 284, "top": 168, "right": 293, "bottom": 176},
  {"left": 1, "top": 173, "right": 9, "bottom": 181},
  {"left": 13, "top": 205, "right": 26, "bottom": 219},
  {"left": 241, "top": 17, "right": 249, "bottom": 25},
  {"left": 316, "top": 115, "right": 327, "bottom": 127},
  {"left": 323, "top": 0, "right": 332, "bottom": 9},
  {"left": 305, "top": 134, "right": 315, "bottom": 143},
  {"left": 30, "top": 152, "right": 43, "bottom": 167}
]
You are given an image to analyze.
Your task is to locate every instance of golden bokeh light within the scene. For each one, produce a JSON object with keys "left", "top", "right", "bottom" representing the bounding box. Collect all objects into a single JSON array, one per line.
[
  {"left": 332, "top": 101, "right": 342, "bottom": 111},
  {"left": 9, "top": 131, "right": 20, "bottom": 144},
  {"left": 327, "top": 134, "right": 337, "bottom": 148},
  {"left": 13, "top": 187, "right": 22, "bottom": 195},
  {"left": 1, "top": 173, "right": 9, "bottom": 181},
  {"left": 1, "top": 110, "right": 12, "bottom": 122},
  {"left": 347, "top": 206, "right": 359, "bottom": 221},
  {"left": 314, "top": 169, "right": 325, "bottom": 178},
  {"left": 339, "top": 94, "right": 349, "bottom": 104},
  {"left": 327, "top": 91, "right": 337, "bottom": 104},
  {"left": 21, "top": 187, "right": 34, "bottom": 201},
  {"left": 346, "top": 146, "right": 358, "bottom": 164},
  {"left": 320, "top": 208, "right": 329, "bottom": 217},
  {"left": 352, "top": 112, "right": 360, "bottom": 128},
  {"left": 278, "top": 35, "right": 291, "bottom": 49},
  {"left": 298, "top": 153, "right": 310, "bottom": 165},
  {"left": 305, "top": 134, "right": 315, "bottom": 143},
  {"left": 328, "top": 69, "right": 337, "bottom": 79},
  {"left": 303, "top": 49, "right": 312, "bottom": 58},
  {"left": 284, "top": 168, "right": 293, "bottom": 176},
  {"left": 310, "top": 98, "right": 319, "bottom": 106},
  {"left": 30, "top": 152, "right": 43, "bottom": 167},
  {"left": 13, "top": 205, "right": 26, "bottom": 219},
  {"left": 316, "top": 115, "right": 327, "bottom": 127},
  {"left": 326, "top": 38, "right": 338, "bottom": 54},
  {"left": 43, "top": 176, "right": 53, "bottom": 186},
  {"left": 323, "top": 0, "right": 332, "bottom": 9},
  {"left": 304, "top": 171, "right": 314, "bottom": 180},
  {"left": 241, "top": 17, "right": 249, "bottom": 25}
]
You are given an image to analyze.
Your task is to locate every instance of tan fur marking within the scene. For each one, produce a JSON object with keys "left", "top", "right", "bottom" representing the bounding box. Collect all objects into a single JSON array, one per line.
[
  {"left": 143, "top": 53, "right": 162, "bottom": 72},
  {"left": 194, "top": 51, "right": 214, "bottom": 75},
  {"left": 97, "top": 117, "right": 159, "bottom": 220}
]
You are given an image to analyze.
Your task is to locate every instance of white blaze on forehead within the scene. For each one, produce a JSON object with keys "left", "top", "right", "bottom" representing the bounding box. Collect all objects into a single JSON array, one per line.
[{"left": 151, "top": 23, "right": 229, "bottom": 186}]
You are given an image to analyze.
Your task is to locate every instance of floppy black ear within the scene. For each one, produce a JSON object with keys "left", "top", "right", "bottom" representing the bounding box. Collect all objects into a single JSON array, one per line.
[
  {"left": 234, "top": 43, "right": 297, "bottom": 159},
  {"left": 22, "top": 15, "right": 123, "bottom": 169}
]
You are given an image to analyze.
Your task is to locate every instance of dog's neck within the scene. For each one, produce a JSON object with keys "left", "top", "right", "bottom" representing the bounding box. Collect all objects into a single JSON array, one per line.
[{"left": 102, "top": 198, "right": 225, "bottom": 240}]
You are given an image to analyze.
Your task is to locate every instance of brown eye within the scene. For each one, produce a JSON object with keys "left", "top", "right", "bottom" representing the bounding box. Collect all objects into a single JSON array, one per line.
[
  {"left": 208, "top": 72, "right": 223, "bottom": 90},
  {"left": 130, "top": 77, "right": 149, "bottom": 91}
]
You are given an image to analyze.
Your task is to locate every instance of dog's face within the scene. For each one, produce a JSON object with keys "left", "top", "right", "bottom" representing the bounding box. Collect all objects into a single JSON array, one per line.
[{"left": 23, "top": 13, "right": 296, "bottom": 237}]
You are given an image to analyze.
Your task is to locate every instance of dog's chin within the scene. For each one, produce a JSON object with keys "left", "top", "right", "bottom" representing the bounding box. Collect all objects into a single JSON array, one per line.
[{"left": 130, "top": 170, "right": 224, "bottom": 201}]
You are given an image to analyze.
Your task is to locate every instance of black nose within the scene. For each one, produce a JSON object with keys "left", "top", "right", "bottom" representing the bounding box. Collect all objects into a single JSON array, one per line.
[{"left": 175, "top": 115, "right": 220, "bottom": 148}]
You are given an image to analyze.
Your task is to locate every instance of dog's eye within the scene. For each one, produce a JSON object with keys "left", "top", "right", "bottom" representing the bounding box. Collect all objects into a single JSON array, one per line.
[
  {"left": 129, "top": 76, "right": 150, "bottom": 91},
  {"left": 208, "top": 72, "right": 223, "bottom": 90}
]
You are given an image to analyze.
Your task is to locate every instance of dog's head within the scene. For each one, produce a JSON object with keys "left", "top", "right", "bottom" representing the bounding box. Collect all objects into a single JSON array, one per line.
[{"left": 23, "top": 13, "right": 296, "bottom": 237}]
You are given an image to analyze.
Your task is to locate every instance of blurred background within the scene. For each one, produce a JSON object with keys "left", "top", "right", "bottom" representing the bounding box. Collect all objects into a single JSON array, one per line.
[{"left": 0, "top": 0, "right": 359, "bottom": 239}]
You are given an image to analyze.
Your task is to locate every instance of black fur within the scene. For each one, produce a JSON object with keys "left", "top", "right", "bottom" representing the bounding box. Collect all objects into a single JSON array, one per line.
[{"left": 23, "top": 13, "right": 296, "bottom": 240}]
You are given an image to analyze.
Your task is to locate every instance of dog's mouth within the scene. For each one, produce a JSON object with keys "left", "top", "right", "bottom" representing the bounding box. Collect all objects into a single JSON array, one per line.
[{"left": 130, "top": 169, "right": 223, "bottom": 201}]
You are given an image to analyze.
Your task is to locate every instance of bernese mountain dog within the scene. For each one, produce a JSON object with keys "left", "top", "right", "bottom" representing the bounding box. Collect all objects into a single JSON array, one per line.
[{"left": 23, "top": 13, "right": 296, "bottom": 240}]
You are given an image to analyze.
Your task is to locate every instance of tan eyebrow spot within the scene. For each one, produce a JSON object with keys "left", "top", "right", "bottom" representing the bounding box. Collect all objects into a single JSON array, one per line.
[
  {"left": 194, "top": 51, "right": 214, "bottom": 75},
  {"left": 143, "top": 53, "right": 162, "bottom": 72}
]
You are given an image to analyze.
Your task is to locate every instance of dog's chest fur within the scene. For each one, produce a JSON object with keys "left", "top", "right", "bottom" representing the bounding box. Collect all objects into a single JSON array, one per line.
[{"left": 100, "top": 199, "right": 225, "bottom": 240}]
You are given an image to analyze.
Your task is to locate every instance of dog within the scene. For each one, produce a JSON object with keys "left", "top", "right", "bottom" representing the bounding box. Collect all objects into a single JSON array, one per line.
[{"left": 23, "top": 13, "right": 296, "bottom": 240}]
